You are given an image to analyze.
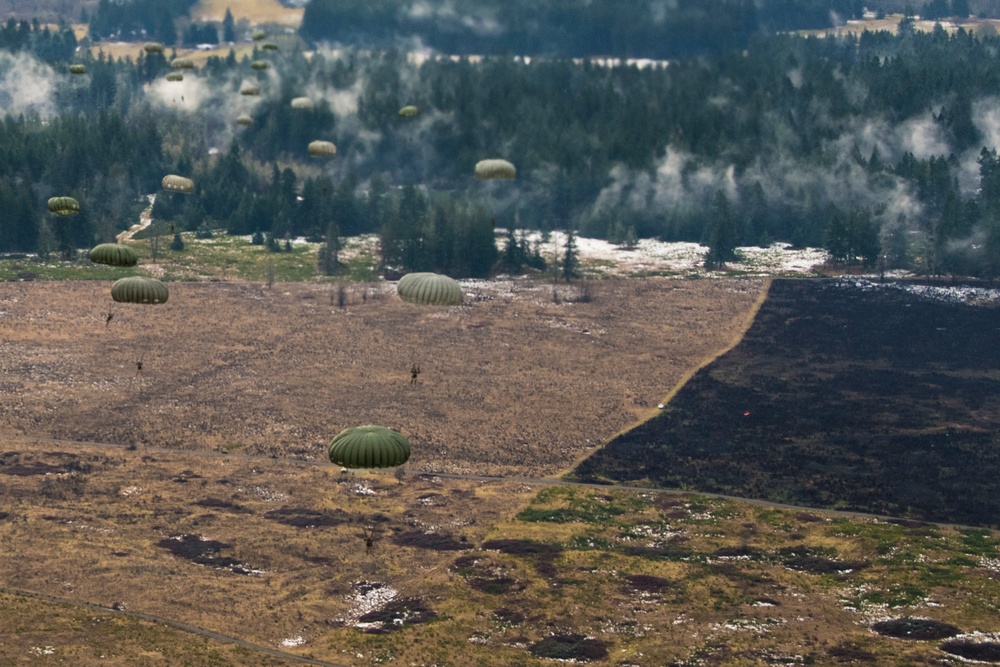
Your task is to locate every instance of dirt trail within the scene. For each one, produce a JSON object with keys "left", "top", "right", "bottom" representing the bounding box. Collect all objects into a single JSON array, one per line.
[{"left": 115, "top": 194, "right": 155, "bottom": 243}]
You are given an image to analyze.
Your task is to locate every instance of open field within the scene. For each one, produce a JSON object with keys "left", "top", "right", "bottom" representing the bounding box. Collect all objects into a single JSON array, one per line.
[
  {"left": 3, "top": 439, "right": 1000, "bottom": 665},
  {"left": 0, "top": 277, "right": 763, "bottom": 477},
  {"left": 574, "top": 278, "right": 1000, "bottom": 527},
  {"left": 192, "top": 0, "right": 304, "bottom": 27}
]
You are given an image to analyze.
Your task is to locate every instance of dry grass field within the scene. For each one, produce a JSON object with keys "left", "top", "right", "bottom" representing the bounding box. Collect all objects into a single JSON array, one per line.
[
  {"left": 3, "top": 439, "right": 1000, "bottom": 666},
  {"left": 192, "top": 0, "right": 304, "bottom": 27},
  {"left": 0, "top": 277, "right": 762, "bottom": 477}
]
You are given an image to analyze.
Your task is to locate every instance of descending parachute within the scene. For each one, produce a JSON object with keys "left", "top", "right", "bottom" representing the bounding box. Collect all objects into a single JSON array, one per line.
[
  {"left": 69, "top": 64, "right": 86, "bottom": 75},
  {"left": 308, "top": 140, "right": 336, "bottom": 157},
  {"left": 143, "top": 42, "right": 164, "bottom": 54},
  {"left": 262, "top": 42, "right": 279, "bottom": 51},
  {"left": 89, "top": 243, "right": 138, "bottom": 267},
  {"left": 111, "top": 276, "right": 169, "bottom": 304},
  {"left": 397, "top": 272, "right": 463, "bottom": 306},
  {"left": 329, "top": 425, "right": 411, "bottom": 469},
  {"left": 251, "top": 29, "right": 267, "bottom": 41},
  {"left": 251, "top": 60, "right": 269, "bottom": 71},
  {"left": 162, "top": 175, "right": 195, "bottom": 194},
  {"left": 240, "top": 82, "right": 261, "bottom": 96},
  {"left": 47, "top": 196, "right": 80, "bottom": 216},
  {"left": 171, "top": 58, "right": 195, "bottom": 70},
  {"left": 236, "top": 112, "right": 253, "bottom": 126},
  {"left": 475, "top": 159, "right": 516, "bottom": 180},
  {"left": 166, "top": 72, "right": 184, "bottom": 82},
  {"left": 399, "top": 105, "right": 420, "bottom": 118},
  {"left": 290, "top": 97, "right": 314, "bottom": 110}
]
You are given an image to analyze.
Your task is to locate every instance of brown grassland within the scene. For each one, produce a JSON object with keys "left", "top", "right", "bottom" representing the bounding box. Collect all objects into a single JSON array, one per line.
[{"left": 3, "top": 277, "right": 1000, "bottom": 666}]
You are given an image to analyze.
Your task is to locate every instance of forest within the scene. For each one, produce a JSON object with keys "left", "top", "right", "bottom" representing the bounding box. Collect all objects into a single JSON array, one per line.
[{"left": 1, "top": 11, "right": 1000, "bottom": 278}]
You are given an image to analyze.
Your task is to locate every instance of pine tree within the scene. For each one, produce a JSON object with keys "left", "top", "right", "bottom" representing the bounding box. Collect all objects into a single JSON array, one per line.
[
  {"left": 561, "top": 227, "right": 579, "bottom": 281},
  {"left": 703, "top": 191, "right": 738, "bottom": 269},
  {"left": 222, "top": 8, "right": 236, "bottom": 43},
  {"left": 318, "top": 220, "right": 340, "bottom": 275}
]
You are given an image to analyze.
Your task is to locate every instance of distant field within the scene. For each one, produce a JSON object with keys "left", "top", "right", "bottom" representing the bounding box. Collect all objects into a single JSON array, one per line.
[
  {"left": 0, "top": 277, "right": 762, "bottom": 478},
  {"left": 192, "top": 0, "right": 304, "bottom": 27},
  {"left": 574, "top": 278, "right": 1000, "bottom": 526}
]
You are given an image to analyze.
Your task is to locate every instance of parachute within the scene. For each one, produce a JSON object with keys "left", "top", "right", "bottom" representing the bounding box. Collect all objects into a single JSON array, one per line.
[
  {"left": 251, "top": 60, "right": 269, "bottom": 71},
  {"left": 399, "top": 105, "right": 420, "bottom": 118},
  {"left": 240, "top": 82, "right": 261, "bottom": 96},
  {"left": 290, "top": 97, "right": 315, "bottom": 110},
  {"left": 144, "top": 42, "right": 164, "bottom": 54},
  {"left": 166, "top": 72, "right": 184, "bottom": 82},
  {"left": 89, "top": 243, "right": 139, "bottom": 267},
  {"left": 236, "top": 112, "right": 253, "bottom": 126},
  {"left": 162, "top": 175, "right": 195, "bottom": 194},
  {"left": 262, "top": 42, "right": 279, "bottom": 51},
  {"left": 475, "top": 159, "right": 516, "bottom": 180},
  {"left": 251, "top": 29, "right": 267, "bottom": 41},
  {"left": 69, "top": 64, "right": 86, "bottom": 75},
  {"left": 47, "top": 196, "right": 80, "bottom": 216},
  {"left": 308, "top": 140, "right": 337, "bottom": 157},
  {"left": 111, "top": 276, "right": 169, "bottom": 305},
  {"left": 171, "top": 58, "right": 195, "bottom": 70},
  {"left": 397, "top": 272, "right": 463, "bottom": 306},
  {"left": 329, "top": 425, "right": 411, "bottom": 469}
]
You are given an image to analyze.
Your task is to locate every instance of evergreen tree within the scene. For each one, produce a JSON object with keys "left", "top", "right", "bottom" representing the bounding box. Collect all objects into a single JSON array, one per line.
[
  {"left": 703, "top": 191, "right": 738, "bottom": 269},
  {"left": 318, "top": 220, "right": 340, "bottom": 275},
  {"left": 170, "top": 232, "right": 185, "bottom": 251},
  {"left": 561, "top": 227, "right": 580, "bottom": 281},
  {"left": 222, "top": 8, "right": 236, "bottom": 42}
]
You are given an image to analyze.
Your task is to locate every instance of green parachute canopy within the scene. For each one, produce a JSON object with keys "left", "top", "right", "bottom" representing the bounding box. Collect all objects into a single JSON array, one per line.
[
  {"left": 47, "top": 196, "right": 80, "bottom": 216},
  {"left": 475, "top": 159, "right": 516, "bottom": 180},
  {"left": 397, "top": 272, "right": 463, "bottom": 306},
  {"left": 162, "top": 175, "right": 195, "bottom": 193},
  {"left": 68, "top": 64, "right": 86, "bottom": 75},
  {"left": 399, "top": 105, "right": 420, "bottom": 118},
  {"left": 251, "top": 60, "right": 269, "bottom": 70},
  {"left": 111, "top": 276, "right": 169, "bottom": 305},
  {"left": 236, "top": 112, "right": 253, "bottom": 126},
  {"left": 166, "top": 72, "right": 184, "bottom": 82},
  {"left": 240, "top": 82, "right": 261, "bottom": 96},
  {"left": 328, "top": 425, "right": 411, "bottom": 469},
  {"left": 262, "top": 42, "right": 279, "bottom": 51},
  {"left": 290, "top": 96, "right": 314, "bottom": 110},
  {"left": 251, "top": 29, "right": 267, "bottom": 41},
  {"left": 171, "top": 58, "right": 195, "bottom": 70},
  {"left": 143, "top": 42, "right": 164, "bottom": 54},
  {"left": 89, "top": 243, "right": 139, "bottom": 267},
  {"left": 308, "top": 140, "right": 336, "bottom": 157}
]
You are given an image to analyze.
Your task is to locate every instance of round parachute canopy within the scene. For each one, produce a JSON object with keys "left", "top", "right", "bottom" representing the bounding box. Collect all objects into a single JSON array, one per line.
[
  {"left": 262, "top": 42, "right": 279, "bottom": 51},
  {"left": 328, "top": 425, "right": 411, "bottom": 469},
  {"left": 171, "top": 58, "right": 194, "bottom": 70},
  {"left": 235, "top": 112, "right": 253, "bottom": 126},
  {"left": 47, "top": 196, "right": 80, "bottom": 216},
  {"left": 240, "top": 83, "right": 261, "bottom": 96},
  {"left": 475, "top": 159, "right": 516, "bottom": 180},
  {"left": 89, "top": 243, "right": 138, "bottom": 267},
  {"left": 162, "top": 175, "right": 195, "bottom": 194},
  {"left": 166, "top": 72, "right": 184, "bottom": 82},
  {"left": 143, "top": 42, "right": 164, "bottom": 54},
  {"left": 397, "top": 272, "right": 463, "bottom": 306},
  {"left": 399, "top": 105, "right": 420, "bottom": 118},
  {"left": 68, "top": 64, "right": 86, "bottom": 75},
  {"left": 251, "top": 29, "right": 267, "bottom": 41},
  {"left": 111, "top": 276, "right": 169, "bottom": 305},
  {"left": 290, "top": 96, "right": 314, "bottom": 110},
  {"left": 308, "top": 140, "right": 336, "bottom": 157},
  {"left": 250, "top": 60, "right": 269, "bottom": 70}
]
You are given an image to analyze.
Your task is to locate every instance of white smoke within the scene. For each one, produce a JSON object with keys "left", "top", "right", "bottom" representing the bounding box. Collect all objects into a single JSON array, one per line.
[{"left": 0, "top": 53, "right": 56, "bottom": 117}]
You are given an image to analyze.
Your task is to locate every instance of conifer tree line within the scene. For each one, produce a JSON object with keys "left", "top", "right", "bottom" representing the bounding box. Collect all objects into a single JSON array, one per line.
[{"left": 5, "top": 17, "right": 1000, "bottom": 277}]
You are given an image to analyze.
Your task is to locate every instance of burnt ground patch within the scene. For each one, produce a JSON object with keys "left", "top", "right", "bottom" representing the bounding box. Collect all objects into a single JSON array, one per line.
[
  {"left": 157, "top": 534, "right": 255, "bottom": 574},
  {"left": 940, "top": 639, "right": 1000, "bottom": 662},
  {"left": 529, "top": 633, "right": 610, "bottom": 662},
  {"left": 192, "top": 497, "right": 251, "bottom": 513},
  {"left": 357, "top": 597, "right": 437, "bottom": 633},
  {"left": 872, "top": 617, "right": 961, "bottom": 640},
  {"left": 481, "top": 539, "right": 562, "bottom": 577},
  {"left": 392, "top": 530, "right": 469, "bottom": 551},
  {"left": 573, "top": 279, "right": 1000, "bottom": 526},
  {"left": 263, "top": 507, "right": 350, "bottom": 528}
]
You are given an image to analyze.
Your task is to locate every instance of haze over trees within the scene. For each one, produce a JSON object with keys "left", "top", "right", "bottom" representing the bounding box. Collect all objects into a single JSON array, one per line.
[{"left": 0, "top": 2, "right": 998, "bottom": 277}]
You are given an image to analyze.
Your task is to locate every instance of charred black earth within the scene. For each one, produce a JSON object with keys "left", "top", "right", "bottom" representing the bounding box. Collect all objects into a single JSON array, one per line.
[{"left": 572, "top": 278, "right": 1000, "bottom": 526}]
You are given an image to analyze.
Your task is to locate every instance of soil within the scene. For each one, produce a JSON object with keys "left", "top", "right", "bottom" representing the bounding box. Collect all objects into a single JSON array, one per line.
[
  {"left": 0, "top": 278, "right": 762, "bottom": 478},
  {"left": 872, "top": 617, "right": 962, "bottom": 640},
  {"left": 573, "top": 278, "right": 1000, "bottom": 526}
]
